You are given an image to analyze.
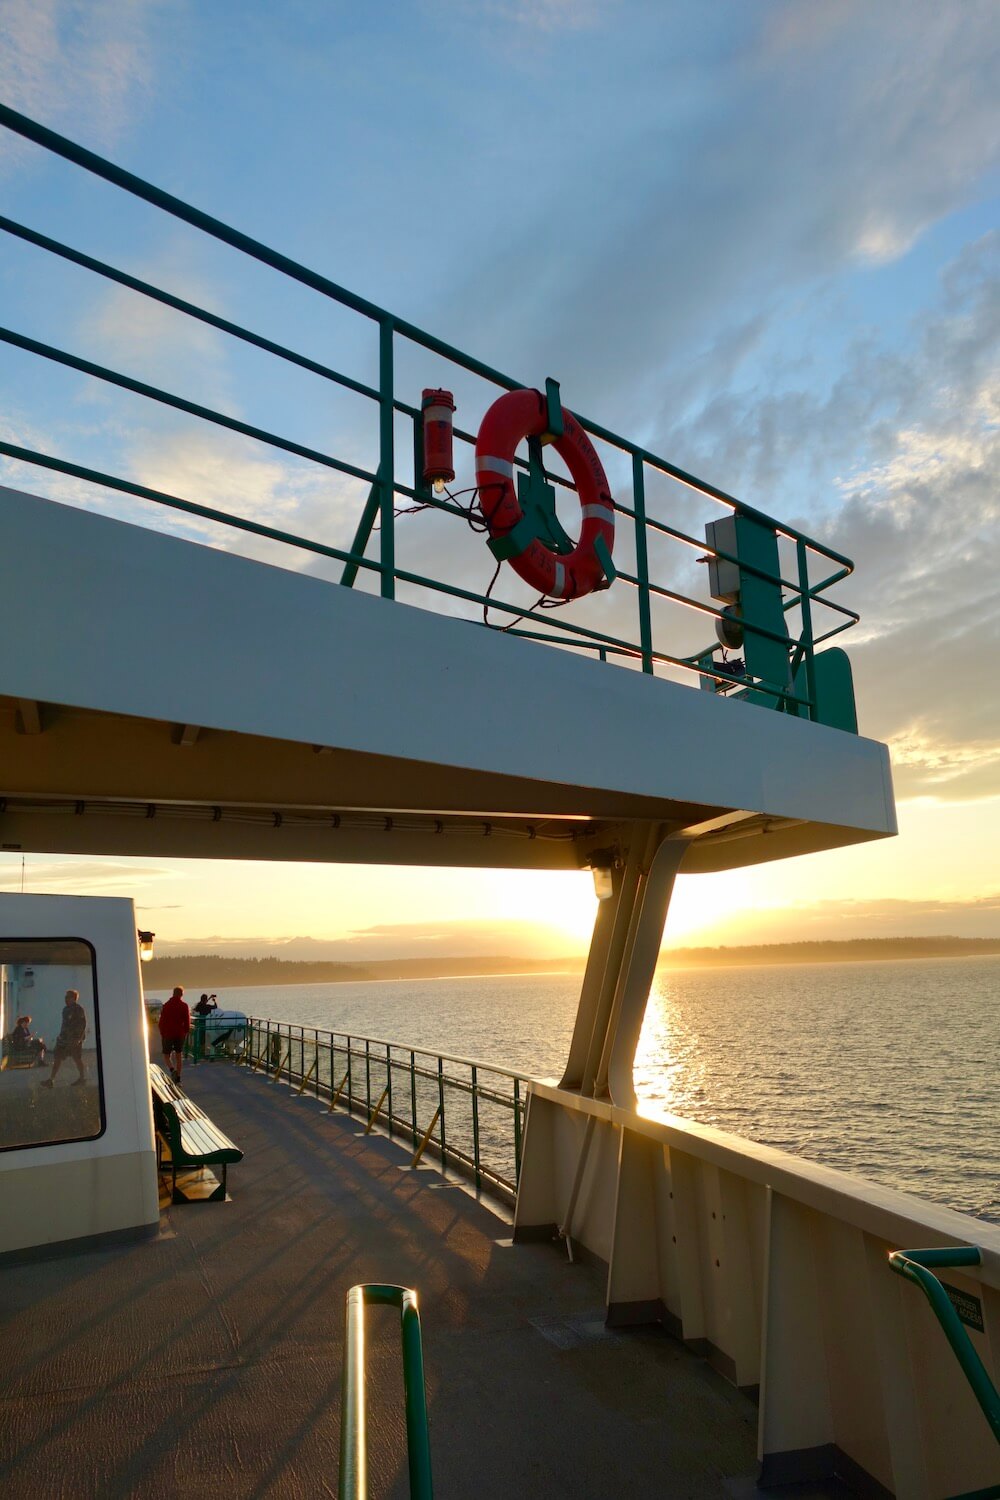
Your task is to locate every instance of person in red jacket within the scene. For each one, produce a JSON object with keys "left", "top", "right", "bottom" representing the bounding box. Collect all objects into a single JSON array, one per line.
[{"left": 158, "top": 986, "right": 191, "bottom": 1084}]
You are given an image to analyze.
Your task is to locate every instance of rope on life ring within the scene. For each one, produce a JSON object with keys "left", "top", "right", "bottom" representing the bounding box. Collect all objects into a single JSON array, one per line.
[{"left": 475, "top": 386, "right": 615, "bottom": 602}]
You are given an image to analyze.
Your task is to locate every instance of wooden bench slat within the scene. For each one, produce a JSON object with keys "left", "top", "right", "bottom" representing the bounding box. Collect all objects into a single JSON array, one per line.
[{"left": 149, "top": 1064, "right": 244, "bottom": 1177}]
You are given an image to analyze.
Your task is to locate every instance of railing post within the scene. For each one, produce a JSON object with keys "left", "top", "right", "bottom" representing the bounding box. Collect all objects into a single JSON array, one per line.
[
  {"left": 471, "top": 1065, "right": 481, "bottom": 1192},
  {"left": 410, "top": 1049, "right": 417, "bottom": 1145},
  {"left": 631, "top": 454, "right": 654, "bottom": 675},
  {"left": 346, "top": 1036, "right": 353, "bottom": 1117},
  {"left": 513, "top": 1078, "right": 522, "bottom": 1186},
  {"left": 796, "top": 538, "right": 816, "bottom": 721},
  {"left": 437, "top": 1056, "right": 446, "bottom": 1166},
  {"left": 365, "top": 1038, "right": 371, "bottom": 1116},
  {"left": 379, "top": 317, "right": 395, "bottom": 600},
  {"left": 386, "top": 1043, "right": 393, "bottom": 1140}
]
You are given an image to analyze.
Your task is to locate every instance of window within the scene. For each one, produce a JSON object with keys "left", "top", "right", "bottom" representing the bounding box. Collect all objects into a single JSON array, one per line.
[{"left": 0, "top": 939, "right": 104, "bottom": 1152}]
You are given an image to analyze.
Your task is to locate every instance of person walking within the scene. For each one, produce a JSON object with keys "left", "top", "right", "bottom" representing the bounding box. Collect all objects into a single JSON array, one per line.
[
  {"left": 40, "top": 990, "right": 87, "bottom": 1087},
  {"left": 159, "top": 986, "right": 191, "bottom": 1084}
]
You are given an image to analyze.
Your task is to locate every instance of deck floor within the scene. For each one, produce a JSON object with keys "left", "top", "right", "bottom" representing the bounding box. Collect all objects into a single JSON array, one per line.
[{"left": 2, "top": 1064, "right": 789, "bottom": 1498}]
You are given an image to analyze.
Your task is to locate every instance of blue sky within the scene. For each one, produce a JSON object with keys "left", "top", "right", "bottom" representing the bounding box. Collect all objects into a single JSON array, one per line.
[{"left": 0, "top": 0, "right": 998, "bottom": 952}]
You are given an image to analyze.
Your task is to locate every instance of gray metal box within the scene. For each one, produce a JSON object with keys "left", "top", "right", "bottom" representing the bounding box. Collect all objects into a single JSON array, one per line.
[{"left": 705, "top": 516, "right": 741, "bottom": 603}]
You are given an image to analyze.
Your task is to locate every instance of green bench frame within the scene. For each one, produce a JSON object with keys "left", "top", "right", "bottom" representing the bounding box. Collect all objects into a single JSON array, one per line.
[{"left": 149, "top": 1063, "right": 243, "bottom": 1204}]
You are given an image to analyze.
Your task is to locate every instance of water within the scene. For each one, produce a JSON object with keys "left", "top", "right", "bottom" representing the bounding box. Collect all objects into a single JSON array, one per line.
[{"left": 148, "top": 954, "right": 1000, "bottom": 1222}]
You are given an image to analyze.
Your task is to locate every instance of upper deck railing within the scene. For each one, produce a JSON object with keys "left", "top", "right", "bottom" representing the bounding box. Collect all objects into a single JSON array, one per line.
[{"left": 0, "top": 102, "right": 859, "bottom": 722}]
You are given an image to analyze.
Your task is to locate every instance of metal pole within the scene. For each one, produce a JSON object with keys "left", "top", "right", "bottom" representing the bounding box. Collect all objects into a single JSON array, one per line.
[
  {"left": 797, "top": 538, "right": 817, "bottom": 721},
  {"left": 410, "top": 1049, "right": 417, "bottom": 1145},
  {"left": 386, "top": 1043, "right": 393, "bottom": 1139},
  {"left": 513, "top": 1078, "right": 522, "bottom": 1185},
  {"left": 471, "top": 1065, "right": 481, "bottom": 1192},
  {"left": 379, "top": 318, "right": 395, "bottom": 599},
  {"left": 437, "top": 1056, "right": 446, "bottom": 1167},
  {"left": 632, "top": 454, "right": 654, "bottom": 674}
]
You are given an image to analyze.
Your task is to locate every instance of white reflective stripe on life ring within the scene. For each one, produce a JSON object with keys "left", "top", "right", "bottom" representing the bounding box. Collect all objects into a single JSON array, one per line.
[
  {"left": 553, "top": 562, "right": 566, "bottom": 597},
  {"left": 476, "top": 455, "right": 514, "bottom": 478},
  {"left": 580, "top": 503, "right": 615, "bottom": 525}
]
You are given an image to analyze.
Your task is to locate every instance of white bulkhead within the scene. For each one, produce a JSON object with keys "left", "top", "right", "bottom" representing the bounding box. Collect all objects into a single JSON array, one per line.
[{"left": 0, "top": 892, "right": 159, "bottom": 1257}]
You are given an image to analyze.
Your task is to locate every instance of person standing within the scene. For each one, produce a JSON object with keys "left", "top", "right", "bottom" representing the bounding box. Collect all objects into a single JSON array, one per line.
[
  {"left": 159, "top": 986, "right": 191, "bottom": 1084},
  {"left": 40, "top": 990, "right": 87, "bottom": 1087}
]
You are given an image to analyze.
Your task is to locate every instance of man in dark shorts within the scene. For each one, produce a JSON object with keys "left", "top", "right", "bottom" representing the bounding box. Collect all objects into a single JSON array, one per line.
[
  {"left": 40, "top": 989, "right": 87, "bottom": 1087},
  {"left": 159, "top": 986, "right": 191, "bottom": 1084}
]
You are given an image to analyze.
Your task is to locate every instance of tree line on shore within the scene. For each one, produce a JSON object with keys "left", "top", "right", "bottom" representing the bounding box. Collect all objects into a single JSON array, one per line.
[{"left": 142, "top": 936, "right": 1000, "bottom": 989}]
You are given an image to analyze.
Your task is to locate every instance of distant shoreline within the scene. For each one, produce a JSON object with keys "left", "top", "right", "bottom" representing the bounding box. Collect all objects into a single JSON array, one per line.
[{"left": 143, "top": 936, "right": 1000, "bottom": 988}]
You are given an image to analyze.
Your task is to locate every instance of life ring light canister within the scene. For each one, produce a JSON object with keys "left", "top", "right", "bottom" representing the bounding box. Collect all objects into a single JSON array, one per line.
[{"left": 475, "top": 388, "right": 615, "bottom": 601}]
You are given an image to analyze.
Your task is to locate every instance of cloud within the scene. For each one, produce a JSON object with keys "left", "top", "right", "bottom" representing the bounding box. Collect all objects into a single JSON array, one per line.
[
  {"left": 433, "top": 1, "right": 999, "bottom": 430},
  {"left": 0, "top": 857, "right": 178, "bottom": 892},
  {"left": 679, "top": 892, "right": 1000, "bottom": 946},
  {"left": 0, "top": 0, "right": 160, "bottom": 168},
  {"left": 154, "top": 920, "right": 583, "bottom": 961}
]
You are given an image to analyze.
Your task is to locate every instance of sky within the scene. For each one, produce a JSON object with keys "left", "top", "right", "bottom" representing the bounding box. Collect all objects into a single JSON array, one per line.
[{"left": 0, "top": 0, "right": 998, "bottom": 959}]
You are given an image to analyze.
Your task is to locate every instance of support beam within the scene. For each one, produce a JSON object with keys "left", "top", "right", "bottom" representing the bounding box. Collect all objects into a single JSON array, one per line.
[
  {"left": 172, "top": 723, "right": 202, "bottom": 747},
  {"left": 601, "top": 835, "right": 686, "bottom": 1108},
  {"left": 560, "top": 823, "right": 687, "bottom": 1107}
]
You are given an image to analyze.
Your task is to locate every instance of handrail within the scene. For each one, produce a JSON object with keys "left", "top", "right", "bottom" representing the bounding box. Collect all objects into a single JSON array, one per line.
[
  {"left": 339, "top": 1283, "right": 433, "bottom": 1500},
  {"left": 888, "top": 1247, "right": 1000, "bottom": 1451},
  {"left": 242, "top": 1019, "right": 529, "bottom": 1199},
  {"left": 0, "top": 99, "right": 859, "bottom": 717}
]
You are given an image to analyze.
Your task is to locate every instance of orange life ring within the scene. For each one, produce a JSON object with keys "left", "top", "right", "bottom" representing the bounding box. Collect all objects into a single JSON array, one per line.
[{"left": 475, "top": 388, "right": 615, "bottom": 601}]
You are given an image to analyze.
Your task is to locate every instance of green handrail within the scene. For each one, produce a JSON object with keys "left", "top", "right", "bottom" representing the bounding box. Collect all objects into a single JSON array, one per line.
[
  {"left": 888, "top": 1246, "right": 1000, "bottom": 1455},
  {"left": 0, "top": 99, "right": 861, "bottom": 722},
  {"left": 339, "top": 1283, "right": 433, "bottom": 1500}
]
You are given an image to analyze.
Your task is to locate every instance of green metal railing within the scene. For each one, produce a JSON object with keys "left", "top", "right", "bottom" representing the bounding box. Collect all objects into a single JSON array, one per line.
[
  {"left": 888, "top": 1245, "right": 1000, "bottom": 1494},
  {"left": 242, "top": 1019, "right": 527, "bottom": 1201},
  {"left": 339, "top": 1283, "right": 433, "bottom": 1500},
  {"left": 0, "top": 100, "right": 859, "bottom": 721}
]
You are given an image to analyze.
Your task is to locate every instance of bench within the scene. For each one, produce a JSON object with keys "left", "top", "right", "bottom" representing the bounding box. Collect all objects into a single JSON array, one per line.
[{"left": 149, "top": 1063, "right": 243, "bottom": 1204}]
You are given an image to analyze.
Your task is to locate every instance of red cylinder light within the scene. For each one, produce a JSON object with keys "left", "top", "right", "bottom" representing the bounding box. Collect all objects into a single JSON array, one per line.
[{"left": 421, "top": 388, "right": 455, "bottom": 492}]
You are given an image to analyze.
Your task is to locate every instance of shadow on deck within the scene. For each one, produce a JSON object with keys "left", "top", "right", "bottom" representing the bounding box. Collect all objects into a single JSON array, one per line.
[{"left": 0, "top": 1065, "right": 825, "bottom": 1499}]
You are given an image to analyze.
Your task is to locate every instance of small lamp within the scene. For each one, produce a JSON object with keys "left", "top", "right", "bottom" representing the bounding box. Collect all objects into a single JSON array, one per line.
[
  {"left": 138, "top": 930, "right": 155, "bottom": 962},
  {"left": 589, "top": 851, "right": 616, "bottom": 901}
]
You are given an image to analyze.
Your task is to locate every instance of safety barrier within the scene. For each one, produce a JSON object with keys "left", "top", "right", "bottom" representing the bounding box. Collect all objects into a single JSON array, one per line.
[
  {"left": 888, "top": 1246, "right": 1000, "bottom": 1473},
  {"left": 0, "top": 101, "right": 858, "bottom": 722},
  {"left": 339, "top": 1283, "right": 433, "bottom": 1500},
  {"left": 243, "top": 1018, "right": 527, "bottom": 1202}
]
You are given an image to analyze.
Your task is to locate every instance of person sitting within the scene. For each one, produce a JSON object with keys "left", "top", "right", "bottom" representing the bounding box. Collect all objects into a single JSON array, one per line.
[{"left": 8, "top": 1015, "right": 46, "bottom": 1067}]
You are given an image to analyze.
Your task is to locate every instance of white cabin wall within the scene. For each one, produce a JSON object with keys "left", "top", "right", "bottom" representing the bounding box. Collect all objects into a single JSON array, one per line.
[{"left": 0, "top": 893, "right": 158, "bottom": 1257}]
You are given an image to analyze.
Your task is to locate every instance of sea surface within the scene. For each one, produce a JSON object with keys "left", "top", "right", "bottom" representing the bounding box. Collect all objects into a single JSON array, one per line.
[{"left": 149, "top": 954, "right": 1000, "bottom": 1223}]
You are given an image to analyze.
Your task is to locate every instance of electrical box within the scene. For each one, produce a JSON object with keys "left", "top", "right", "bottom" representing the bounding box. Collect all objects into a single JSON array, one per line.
[{"left": 705, "top": 516, "right": 741, "bottom": 603}]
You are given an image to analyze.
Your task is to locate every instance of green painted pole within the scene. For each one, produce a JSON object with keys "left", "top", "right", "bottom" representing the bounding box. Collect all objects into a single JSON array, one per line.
[
  {"left": 513, "top": 1079, "right": 522, "bottom": 1185},
  {"left": 888, "top": 1248, "right": 1000, "bottom": 1447},
  {"left": 437, "top": 1058, "right": 446, "bottom": 1165},
  {"left": 341, "top": 481, "right": 381, "bottom": 588},
  {"left": 471, "top": 1065, "right": 481, "bottom": 1192},
  {"left": 797, "top": 538, "right": 817, "bottom": 721},
  {"left": 379, "top": 319, "right": 395, "bottom": 599},
  {"left": 338, "top": 1284, "right": 433, "bottom": 1500},
  {"left": 631, "top": 454, "right": 654, "bottom": 674}
]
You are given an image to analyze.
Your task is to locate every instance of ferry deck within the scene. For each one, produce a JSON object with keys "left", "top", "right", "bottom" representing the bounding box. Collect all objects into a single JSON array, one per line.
[{"left": 1, "top": 1060, "right": 768, "bottom": 1500}]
